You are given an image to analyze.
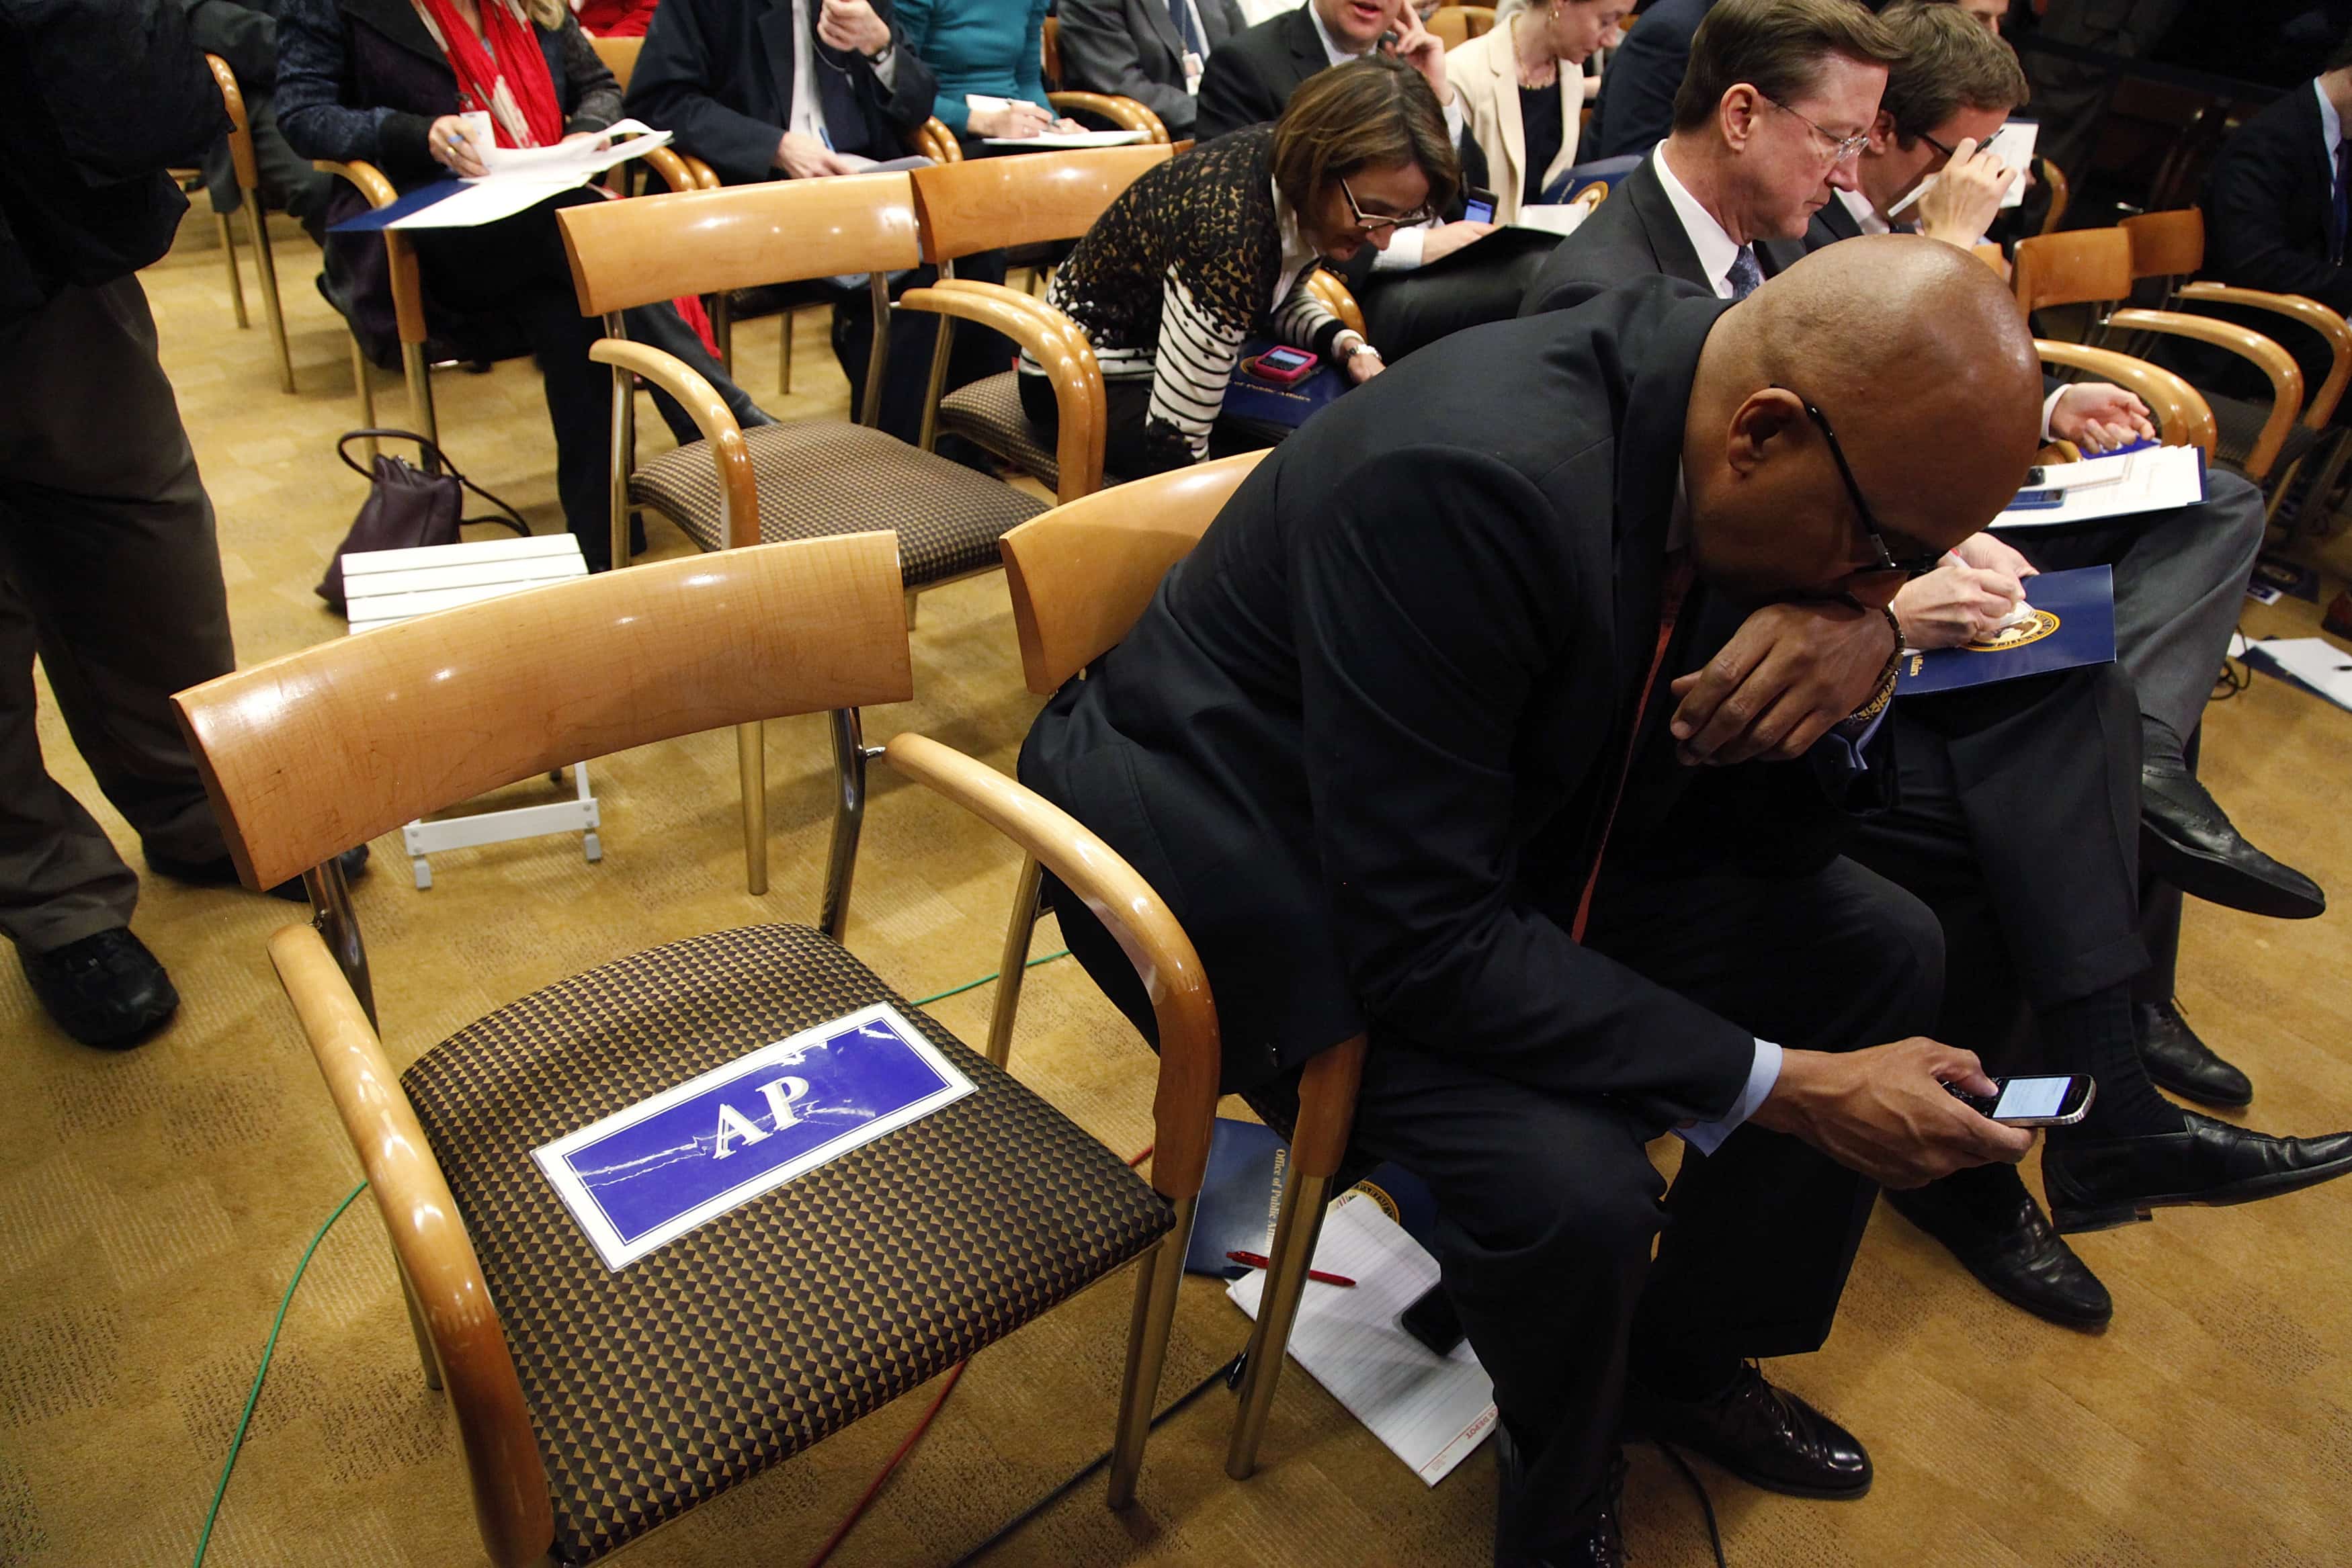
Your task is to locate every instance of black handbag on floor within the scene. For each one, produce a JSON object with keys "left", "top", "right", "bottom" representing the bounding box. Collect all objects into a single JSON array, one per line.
[{"left": 317, "top": 430, "right": 532, "bottom": 613}]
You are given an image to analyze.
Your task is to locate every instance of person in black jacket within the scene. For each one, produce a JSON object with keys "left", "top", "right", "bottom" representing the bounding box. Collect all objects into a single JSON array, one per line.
[
  {"left": 182, "top": 0, "right": 334, "bottom": 241},
  {"left": 1585, "top": 0, "right": 1710, "bottom": 158},
  {"left": 0, "top": 0, "right": 362, "bottom": 1049},
  {"left": 2199, "top": 40, "right": 2352, "bottom": 399},
  {"left": 1025, "top": 237, "right": 2049, "bottom": 1567},
  {"left": 1056, "top": 0, "right": 1251, "bottom": 140}
]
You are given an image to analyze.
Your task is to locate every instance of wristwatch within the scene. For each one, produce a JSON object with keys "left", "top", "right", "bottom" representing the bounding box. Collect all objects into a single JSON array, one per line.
[{"left": 1338, "top": 337, "right": 1381, "bottom": 365}]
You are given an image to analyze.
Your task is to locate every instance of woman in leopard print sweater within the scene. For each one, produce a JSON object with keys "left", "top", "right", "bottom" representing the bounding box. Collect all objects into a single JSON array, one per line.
[{"left": 1017, "top": 56, "right": 1460, "bottom": 476}]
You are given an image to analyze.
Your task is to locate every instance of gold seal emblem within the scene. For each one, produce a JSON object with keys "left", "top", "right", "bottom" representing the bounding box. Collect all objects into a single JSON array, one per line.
[{"left": 1963, "top": 607, "right": 2060, "bottom": 653}]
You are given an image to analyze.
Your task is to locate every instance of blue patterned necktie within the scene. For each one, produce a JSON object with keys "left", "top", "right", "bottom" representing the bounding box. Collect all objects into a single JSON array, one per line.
[
  {"left": 1726, "top": 245, "right": 1763, "bottom": 300},
  {"left": 1169, "top": 0, "right": 1204, "bottom": 57}
]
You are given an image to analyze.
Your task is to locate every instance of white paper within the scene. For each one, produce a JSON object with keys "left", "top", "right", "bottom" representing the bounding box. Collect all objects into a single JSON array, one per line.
[
  {"left": 980, "top": 130, "right": 1148, "bottom": 148},
  {"left": 1889, "top": 117, "right": 2038, "bottom": 215},
  {"left": 1226, "top": 1191, "right": 1495, "bottom": 1486},
  {"left": 2242, "top": 637, "right": 2352, "bottom": 711},
  {"left": 1506, "top": 203, "right": 1591, "bottom": 238},
  {"left": 1990, "top": 445, "right": 2205, "bottom": 529},
  {"left": 387, "top": 120, "right": 675, "bottom": 228}
]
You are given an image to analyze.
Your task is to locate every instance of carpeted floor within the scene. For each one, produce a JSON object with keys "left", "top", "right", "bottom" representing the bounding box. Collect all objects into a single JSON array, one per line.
[{"left": 2, "top": 210, "right": 2349, "bottom": 1568}]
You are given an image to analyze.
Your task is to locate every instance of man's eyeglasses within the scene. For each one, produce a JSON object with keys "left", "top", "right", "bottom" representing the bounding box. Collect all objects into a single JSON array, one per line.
[
  {"left": 1762, "top": 94, "right": 1872, "bottom": 165},
  {"left": 1774, "top": 388, "right": 1946, "bottom": 579},
  {"left": 1338, "top": 176, "right": 1434, "bottom": 233},
  {"left": 1915, "top": 128, "right": 1957, "bottom": 165}
]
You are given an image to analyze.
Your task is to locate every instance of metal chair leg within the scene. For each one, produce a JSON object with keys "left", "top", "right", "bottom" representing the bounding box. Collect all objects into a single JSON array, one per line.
[
  {"left": 245, "top": 202, "right": 294, "bottom": 394},
  {"left": 985, "top": 855, "right": 1044, "bottom": 1067},
  {"left": 818, "top": 707, "right": 867, "bottom": 934},
  {"left": 1225, "top": 1170, "right": 1335, "bottom": 1479},
  {"left": 401, "top": 343, "right": 437, "bottom": 445},
  {"left": 780, "top": 308, "right": 797, "bottom": 394},
  {"left": 350, "top": 334, "right": 378, "bottom": 462},
  {"left": 216, "top": 210, "right": 248, "bottom": 329},
  {"left": 738, "top": 721, "right": 767, "bottom": 897},
  {"left": 1107, "top": 1198, "right": 1195, "bottom": 1510},
  {"left": 606, "top": 337, "right": 634, "bottom": 574}
]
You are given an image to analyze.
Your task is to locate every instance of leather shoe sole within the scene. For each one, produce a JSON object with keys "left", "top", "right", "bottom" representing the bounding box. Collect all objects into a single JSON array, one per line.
[
  {"left": 2044, "top": 1114, "right": 2352, "bottom": 1233},
  {"left": 2140, "top": 822, "right": 2325, "bottom": 920}
]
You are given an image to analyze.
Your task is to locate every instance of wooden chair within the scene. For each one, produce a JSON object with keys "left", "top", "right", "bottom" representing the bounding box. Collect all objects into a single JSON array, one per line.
[
  {"left": 1049, "top": 91, "right": 1173, "bottom": 143},
  {"left": 1428, "top": 5, "right": 1498, "bottom": 47},
  {"left": 1306, "top": 268, "right": 1368, "bottom": 337},
  {"left": 913, "top": 146, "right": 1171, "bottom": 495},
  {"left": 988, "top": 451, "right": 1369, "bottom": 1483},
  {"left": 586, "top": 34, "right": 642, "bottom": 92},
  {"left": 556, "top": 174, "right": 1101, "bottom": 905},
  {"left": 2036, "top": 157, "right": 2069, "bottom": 235},
  {"left": 171, "top": 535, "right": 1218, "bottom": 1567},
  {"left": 2013, "top": 228, "right": 2309, "bottom": 498},
  {"left": 316, "top": 147, "right": 700, "bottom": 445},
  {"left": 2035, "top": 340, "right": 2217, "bottom": 455},
  {"left": 203, "top": 54, "right": 296, "bottom": 394}
]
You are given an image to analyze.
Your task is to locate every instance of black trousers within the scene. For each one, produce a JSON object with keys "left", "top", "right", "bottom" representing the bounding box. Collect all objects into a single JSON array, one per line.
[
  {"left": 1844, "top": 664, "right": 2150, "bottom": 1063},
  {"left": 1016, "top": 368, "right": 1286, "bottom": 480},
  {"left": 1342, "top": 855, "right": 1941, "bottom": 1561},
  {"left": 831, "top": 257, "right": 1018, "bottom": 451}
]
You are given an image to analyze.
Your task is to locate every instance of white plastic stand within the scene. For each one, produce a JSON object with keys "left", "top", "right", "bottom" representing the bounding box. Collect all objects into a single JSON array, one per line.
[{"left": 342, "top": 534, "right": 603, "bottom": 889}]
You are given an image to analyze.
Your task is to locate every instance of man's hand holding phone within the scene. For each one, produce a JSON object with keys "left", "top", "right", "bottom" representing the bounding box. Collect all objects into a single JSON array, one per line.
[{"left": 1751, "top": 1039, "right": 2036, "bottom": 1188}]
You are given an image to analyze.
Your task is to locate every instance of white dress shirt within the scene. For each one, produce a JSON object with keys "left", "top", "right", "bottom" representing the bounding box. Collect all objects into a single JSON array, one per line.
[
  {"left": 786, "top": 0, "right": 899, "bottom": 150},
  {"left": 1652, "top": 140, "right": 1750, "bottom": 298},
  {"left": 2320, "top": 77, "right": 2345, "bottom": 173}
]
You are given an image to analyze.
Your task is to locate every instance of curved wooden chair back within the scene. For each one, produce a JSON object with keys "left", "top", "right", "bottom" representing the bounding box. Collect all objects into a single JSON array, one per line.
[
  {"left": 558, "top": 173, "right": 924, "bottom": 315},
  {"left": 1429, "top": 5, "right": 1497, "bottom": 46},
  {"left": 999, "top": 452, "right": 1265, "bottom": 694},
  {"left": 174, "top": 535, "right": 914, "bottom": 892},
  {"left": 1970, "top": 241, "right": 2011, "bottom": 285},
  {"left": 2035, "top": 341, "right": 2216, "bottom": 456},
  {"left": 913, "top": 117, "right": 965, "bottom": 163},
  {"left": 2037, "top": 157, "right": 2069, "bottom": 234},
  {"left": 588, "top": 34, "right": 642, "bottom": 91},
  {"left": 2011, "top": 227, "right": 2132, "bottom": 315},
  {"left": 2182, "top": 281, "right": 2352, "bottom": 428},
  {"left": 2120, "top": 207, "right": 2202, "bottom": 281},
  {"left": 1306, "top": 268, "right": 1367, "bottom": 336},
  {"left": 1049, "top": 90, "right": 1173, "bottom": 142},
  {"left": 911, "top": 144, "right": 1171, "bottom": 264}
]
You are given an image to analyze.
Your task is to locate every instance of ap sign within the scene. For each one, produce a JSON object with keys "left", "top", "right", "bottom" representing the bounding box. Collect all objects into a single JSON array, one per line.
[{"left": 533, "top": 1002, "right": 976, "bottom": 1269}]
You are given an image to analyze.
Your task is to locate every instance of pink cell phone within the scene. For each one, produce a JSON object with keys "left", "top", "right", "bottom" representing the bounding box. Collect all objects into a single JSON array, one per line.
[{"left": 1245, "top": 347, "right": 1318, "bottom": 385}]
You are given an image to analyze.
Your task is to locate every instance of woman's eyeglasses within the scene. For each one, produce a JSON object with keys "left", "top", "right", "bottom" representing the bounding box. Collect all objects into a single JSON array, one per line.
[{"left": 1338, "top": 176, "right": 1435, "bottom": 233}]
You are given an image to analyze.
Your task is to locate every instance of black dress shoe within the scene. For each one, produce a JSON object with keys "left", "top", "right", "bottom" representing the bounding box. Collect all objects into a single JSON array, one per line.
[
  {"left": 1887, "top": 1181, "right": 2113, "bottom": 1328},
  {"left": 1623, "top": 1362, "right": 1871, "bottom": 1499},
  {"left": 146, "top": 843, "right": 370, "bottom": 902},
  {"left": 18, "top": 928, "right": 179, "bottom": 1049},
  {"left": 2136, "top": 998, "right": 2253, "bottom": 1108},
  {"left": 2043, "top": 1109, "right": 2352, "bottom": 1233},
  {"left": 1494, "top": 1424, "right": 1624, "bottom": 1568},
  {"left": 2140, "top": 758, "right": 2324, "bottom": 920}
]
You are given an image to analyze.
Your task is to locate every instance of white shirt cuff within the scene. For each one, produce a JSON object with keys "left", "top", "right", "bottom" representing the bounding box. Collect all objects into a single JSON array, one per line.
[
  {"left": 1677, "top": 1039, "right": 1782, "bottom": 1156},
  {"left": 1374, "top": 224, "right": 1429, "bottom": 270},
  {"left": 1443, "top": 95, "right": 1464, "bottom": 145},
  {"left": 2041, "top": 384, "right": 2068, "bottom": 443}
]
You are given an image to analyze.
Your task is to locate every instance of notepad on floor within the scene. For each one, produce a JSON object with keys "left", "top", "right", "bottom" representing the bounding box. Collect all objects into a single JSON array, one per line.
[
  {"left": 1227, "top": 1190, "right": 1495, "bottom": 1486},
  {"left": 2241, "top": 637, "right": 2352, "bottom": 713}
]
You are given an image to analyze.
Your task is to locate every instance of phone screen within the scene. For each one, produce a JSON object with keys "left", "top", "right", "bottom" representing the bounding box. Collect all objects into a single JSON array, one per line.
[
  {"left": 1991, "top": 1076, "right": 2070, "bottom": 1120},
  {"left": 1260, "top": 348, "right": 1314, "bottom": 370},
  {"left": 1464, "top": 197, "right": 1496, "bottom": 224}
]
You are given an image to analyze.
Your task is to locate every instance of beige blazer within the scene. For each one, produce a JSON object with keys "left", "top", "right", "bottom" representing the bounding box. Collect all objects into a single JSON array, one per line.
[{"left": 1446, "top": 24, "right": 1584, "bottom": 224}]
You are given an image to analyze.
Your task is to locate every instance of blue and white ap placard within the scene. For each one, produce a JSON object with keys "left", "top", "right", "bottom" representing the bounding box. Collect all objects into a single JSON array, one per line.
[{"left": 533, "top": 1003, "right": 975, "bottom": 1270}]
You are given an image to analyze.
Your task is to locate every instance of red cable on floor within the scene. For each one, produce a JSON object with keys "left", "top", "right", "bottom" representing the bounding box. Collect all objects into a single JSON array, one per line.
[{"left": 802, "top": 1142, "right": 1161, "bottom": 1568}]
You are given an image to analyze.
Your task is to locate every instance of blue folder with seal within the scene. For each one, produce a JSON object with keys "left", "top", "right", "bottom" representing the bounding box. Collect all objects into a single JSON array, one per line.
[
  {"left": 533, "top": 1002, "right": 974, "bottom": 1270},
  {"left": 1896, "top": 564, "right": 2115, "bottom": 697},
  {"left": 1222, "top": 340, "right": 1351, "bottom": 431}
]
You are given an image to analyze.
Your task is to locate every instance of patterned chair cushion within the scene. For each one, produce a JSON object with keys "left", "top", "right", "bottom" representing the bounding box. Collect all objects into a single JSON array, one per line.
[
  {"left": 400, "top": 924, "right": 1173, "bottom": 1564},
  {"left": 2210, "top": 393, "right": 2322, "bottom": 480},
  {"left": 938, "top": 372, "right": 1062, "bottom": 490},
  {"left": 629, "top": 422, "right": 1046, "bottom": 589}
]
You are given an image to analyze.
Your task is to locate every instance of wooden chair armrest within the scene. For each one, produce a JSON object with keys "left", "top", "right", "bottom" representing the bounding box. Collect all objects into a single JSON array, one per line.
[
  {"left": 314, "top": 158, "right": 400, "bottom": 208},
  {"left": 2034, "top": 339, "right": 2217, "bottom": 456},
  {"left": 911, "top": 118, "right": 964, "bottom": 164},
  {"left": 2107, "top": 308, "right": 2302, "bottom": 477},
  {"left": 2178, "top": 281, "right": 2352, "bottom": 427},
  {"left": 880, "top": 733, "right": 1219, "bottom": 1199},
  {"left": 588, "top": 339, "right": 759, "bottom": 547},
  {"left": 641, "top": 144, "right": 699, "bottom": 193},
  {"left": 679, "top": 153, "right": 723, "bottom": 189},
  {"left": 900, "top": 281, "right": 1105, "bottom": 500},
  {"left": 204, "top": 56, "right": 261, "bottom": 193},
  {"left": 1305, "top": 269, "right": 1366, "bottom": 338},
  {"left": 268, "top": 923, "right": 552, "bottom": 1568},
  {"left": 1048, "top": 91, "right": 1171, "bottom": 144},
  {"left": 2036, "top": 439, "right": 2082, "bottom": 465}
]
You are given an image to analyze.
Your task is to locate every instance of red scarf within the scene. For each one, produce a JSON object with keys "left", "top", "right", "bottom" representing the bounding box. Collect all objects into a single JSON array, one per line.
[{"left": 415, "top": 0, "right": 566, "bottom": 149}]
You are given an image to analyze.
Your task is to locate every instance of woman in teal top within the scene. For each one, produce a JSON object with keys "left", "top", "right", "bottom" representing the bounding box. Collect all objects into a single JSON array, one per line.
[{"left": 896, "top": 0, "right": 1078, "bottom": 140}]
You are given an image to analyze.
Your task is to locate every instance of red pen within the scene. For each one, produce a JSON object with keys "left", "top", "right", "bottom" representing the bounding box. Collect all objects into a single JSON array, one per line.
[{"left": 1226, "top": 1250, "right": 1356, "bottom": 1288}]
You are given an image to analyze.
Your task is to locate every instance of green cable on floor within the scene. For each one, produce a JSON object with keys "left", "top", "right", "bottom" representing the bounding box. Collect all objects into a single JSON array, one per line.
[{"left": 190, "top": 948, "right": 1073, "bottom": 1567}]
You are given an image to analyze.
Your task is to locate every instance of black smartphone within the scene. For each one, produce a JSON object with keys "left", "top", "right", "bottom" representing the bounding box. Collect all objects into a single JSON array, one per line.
[
  {"left": 1399, "top": 1281, "right": 1466, "bottom": 1356},
  {"left": 1462, "top": 186, "right": 1498, "bottom": 224},
  {"left": 1944, "top": 1074, "right": 2096, "bottom": 1127}
]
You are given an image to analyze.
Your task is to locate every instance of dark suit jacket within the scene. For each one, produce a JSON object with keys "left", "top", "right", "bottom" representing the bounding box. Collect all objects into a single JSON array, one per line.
[
  {"left": 1019, "top": 276, "right": 1759, "bottom": 1115},
  {"left": 2202, "top": 81, "right": 2351, "bottom": 316},
  {"left": 1057, "top": 0, "right": 1247, "bottom": 138},
  {"left": 1517, "top": 153, "right": 1805, "bottom": 316},
  {"left": 624, "top": 0, "right": 937, "bottom": 184},
  {"left": 1587, "top": 0, "right": 1710, "bottom": 161},
  {"left": 1193, "top": 3, "right": 1325, "bottom": 142}
]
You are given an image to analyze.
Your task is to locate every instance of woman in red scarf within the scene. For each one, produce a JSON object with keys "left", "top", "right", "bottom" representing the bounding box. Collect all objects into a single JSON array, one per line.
[{"left": 279, "top": 0, "right": 768, "bottom": 570}]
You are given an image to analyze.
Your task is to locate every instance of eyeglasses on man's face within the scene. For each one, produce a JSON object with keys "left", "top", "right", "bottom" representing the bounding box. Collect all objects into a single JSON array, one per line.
[
  {"left": 1338, "top": 175, "right": 1434, "bottom": 233},
  {"left": 1772, "top": 387, "right": 1947, "bottom": 580},
  {"left": 1915, "top": 128, "right": 1958, "bottom": 169},
  {"left": 1762, "top": 94, "right": 1872, "bottom": 165}
]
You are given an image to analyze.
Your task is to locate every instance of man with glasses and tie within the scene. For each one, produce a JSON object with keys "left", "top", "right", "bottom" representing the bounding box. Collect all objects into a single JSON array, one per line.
[
  {"left": 1525, "top": 0, "right": 2352, "bottom": 1341},
  {"left": 1057, "top": 0, "right": 1250, "bottom": 141}
]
